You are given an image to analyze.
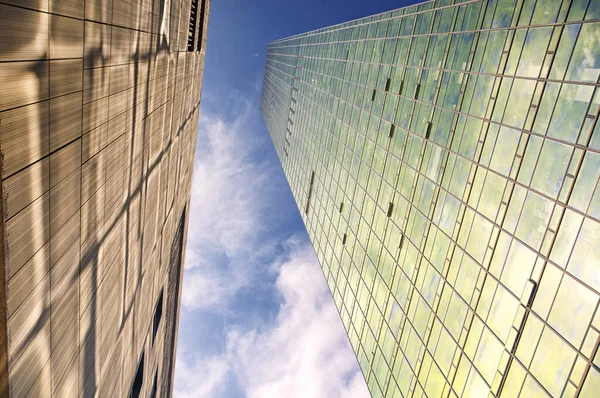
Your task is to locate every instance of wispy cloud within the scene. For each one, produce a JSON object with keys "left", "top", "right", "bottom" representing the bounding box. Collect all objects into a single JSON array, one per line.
[
  {"left": 229, "top": 240, "right": 370, "bottom": 398},
  {"left": 182, "top": 91, "right": 282, "bottom": 310},
  {"left": 175, "top": 349, "right": 230, "bottom": 398},
  {"left": 188, "top": 97, "right": 267, "bottom": 258},
  {"left": 175, "top": 87, "right": 368, "bottom": 398},
  {"left": 176, "top": 238, "right": 370, "bottom": 398}
]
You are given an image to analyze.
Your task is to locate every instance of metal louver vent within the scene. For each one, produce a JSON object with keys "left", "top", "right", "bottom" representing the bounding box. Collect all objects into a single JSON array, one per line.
[{"left": 187, "top": 0, "right": 199, "bottom": 51}]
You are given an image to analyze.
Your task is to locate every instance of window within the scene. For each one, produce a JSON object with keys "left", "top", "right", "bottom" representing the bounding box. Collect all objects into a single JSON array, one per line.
[
  {"left": 196, "top": 0, "right": 207, "bottom": 52},
  {"left": 130, "top": 351, "right": 145, "bottom": 398},
  {"left": 425, "top": 122, "right": 432, "bottom": 139},
  {"left": 149, "top": 370, "right": 158, "bottom": 398},
  {"left": 153, "top": 289, "right": 164, "bottom": 344},
  {"left": 187, "top": 0, "right": 199, "bottom": 51},
  {"left": 160, "top": 209, "right": 187, "bottom": 392},
  {"left": 305, "top": 171, "right": 315, "bottom": 214}
]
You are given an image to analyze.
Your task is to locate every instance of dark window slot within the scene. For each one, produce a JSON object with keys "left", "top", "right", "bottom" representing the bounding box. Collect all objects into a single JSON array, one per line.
[
  {"left": 187, "top": 0, "right": 199, "bottom": 51},
  {"left": 389, "top": 124, "right": 395, "bottom": 138},
  {"left": 339, "top": 202, "right": 344, "bottom": 213},
  {"left": 399, "top": 234, "right": 404, "bottom": 250},
  {"left": 152, "top": 289, "right": 164, "bottom": 344},
  {"left": 345, "top": 50, "right": 349, "bottom": 60},
  {"left": 387, "top": 202, "right": 394, "bottom": 218},
  {"left": 195, "top": 0, "right": 206, "bottom": 52},
  {"left": 524, "top": 279, "right": 538, "bottom": 308},
  {"left": 385, "top": 78, "right": 391, "bottom": 92},
  {"left": 130, "top": 351, "right": 145, "bottom": 398},
  {"left": 159, "top": 210, "right": 186, "bottom": 395},
  {"left": 496, "top": 278, "right": 539, "bottom": 396},
  {"left": 399, "top": 80, "right": 404, "bottom": 95},
  {"left": 283, "top": 148, "right": 289, "bottom": 157},
  {"left": 425, "top": 122, "right": 432, "bottom": 140},
  {"left": 305, "top": 171, "right": 315, "bottom": 214},
  {"left": 371, "top": 88, "right": 376, "bottom": 101},
  {"left": 414, "top": 83, "right": 421, "bottom": 99},
  {"left": 342, "top": 233, "right": 347, "bottom": 245},
  {"left": 149, "top": 371, "right": 158, "bottom": 398}
]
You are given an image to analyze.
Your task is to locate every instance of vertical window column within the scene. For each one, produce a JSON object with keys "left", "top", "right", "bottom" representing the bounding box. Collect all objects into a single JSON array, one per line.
[
  {"left": 187, "top": 0, "right": 199, "bottom": 51},
  {"left": 196, "top": 0, "right": 207, "bottom": 52}
]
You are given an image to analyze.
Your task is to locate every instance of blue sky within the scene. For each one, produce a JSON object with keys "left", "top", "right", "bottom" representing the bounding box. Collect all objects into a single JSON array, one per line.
[{"left": 174, "top": 1, "right": 412, "bottom": 397}]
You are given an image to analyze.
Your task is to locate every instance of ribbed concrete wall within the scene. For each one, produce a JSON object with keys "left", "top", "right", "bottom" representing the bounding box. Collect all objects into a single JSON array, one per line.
[{"left": 0, "top": 0, "right": 209, "bottom": 396}]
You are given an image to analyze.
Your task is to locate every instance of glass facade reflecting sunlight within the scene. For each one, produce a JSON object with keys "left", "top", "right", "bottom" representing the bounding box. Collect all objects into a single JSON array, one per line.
[{"left": 260, "top": 0, "right": 600, "bottom": 397}]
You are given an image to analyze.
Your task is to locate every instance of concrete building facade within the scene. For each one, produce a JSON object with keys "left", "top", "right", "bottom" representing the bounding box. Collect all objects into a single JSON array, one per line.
[
  {"left": 0, "top": 0, "right": 209, "bottom": 396},
  {"left": 261, "top": 0, "right": 600, "bottom": 397}
]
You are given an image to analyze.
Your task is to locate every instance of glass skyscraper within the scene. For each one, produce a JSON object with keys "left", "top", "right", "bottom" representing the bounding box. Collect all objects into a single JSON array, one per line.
[{"left": 261, "top": 0, "right": 600, "bottom": 397}]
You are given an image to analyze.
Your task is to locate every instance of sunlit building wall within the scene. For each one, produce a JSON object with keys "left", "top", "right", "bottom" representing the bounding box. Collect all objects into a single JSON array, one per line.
[
  {"left": 261, "top": 0, "right": 600, "bottom": 396},
  {"left": 0, "top": 0, "right": 209, "bottom": 396}
]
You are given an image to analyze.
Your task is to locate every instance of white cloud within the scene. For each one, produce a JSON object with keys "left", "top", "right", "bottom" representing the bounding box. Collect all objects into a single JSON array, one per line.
[
  {"left": 230, "top": 240, "right": 369, "bottom": 398},
  {"left": 176, "top": 87, "right": 369, "bottom": 398},
  {"left": 175, "top": 346, "right": 230, "bottom": 398},
  {"left": 188, "top": 102, "right": 268, "bottom": 258},
  {"left": 182, "top": 94, "right": 280, "bottom": 310},
  {"left": 175, "top": 239, "right": 370, "bottom": 398}
]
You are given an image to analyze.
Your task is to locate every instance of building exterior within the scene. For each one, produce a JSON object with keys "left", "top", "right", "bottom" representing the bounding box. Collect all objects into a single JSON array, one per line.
[
  {"left": 261, "top": 0, "right": 600, "bottom": 397},
  {"left": 0, "top": 0, "right": 209, "bottom": 397}
]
